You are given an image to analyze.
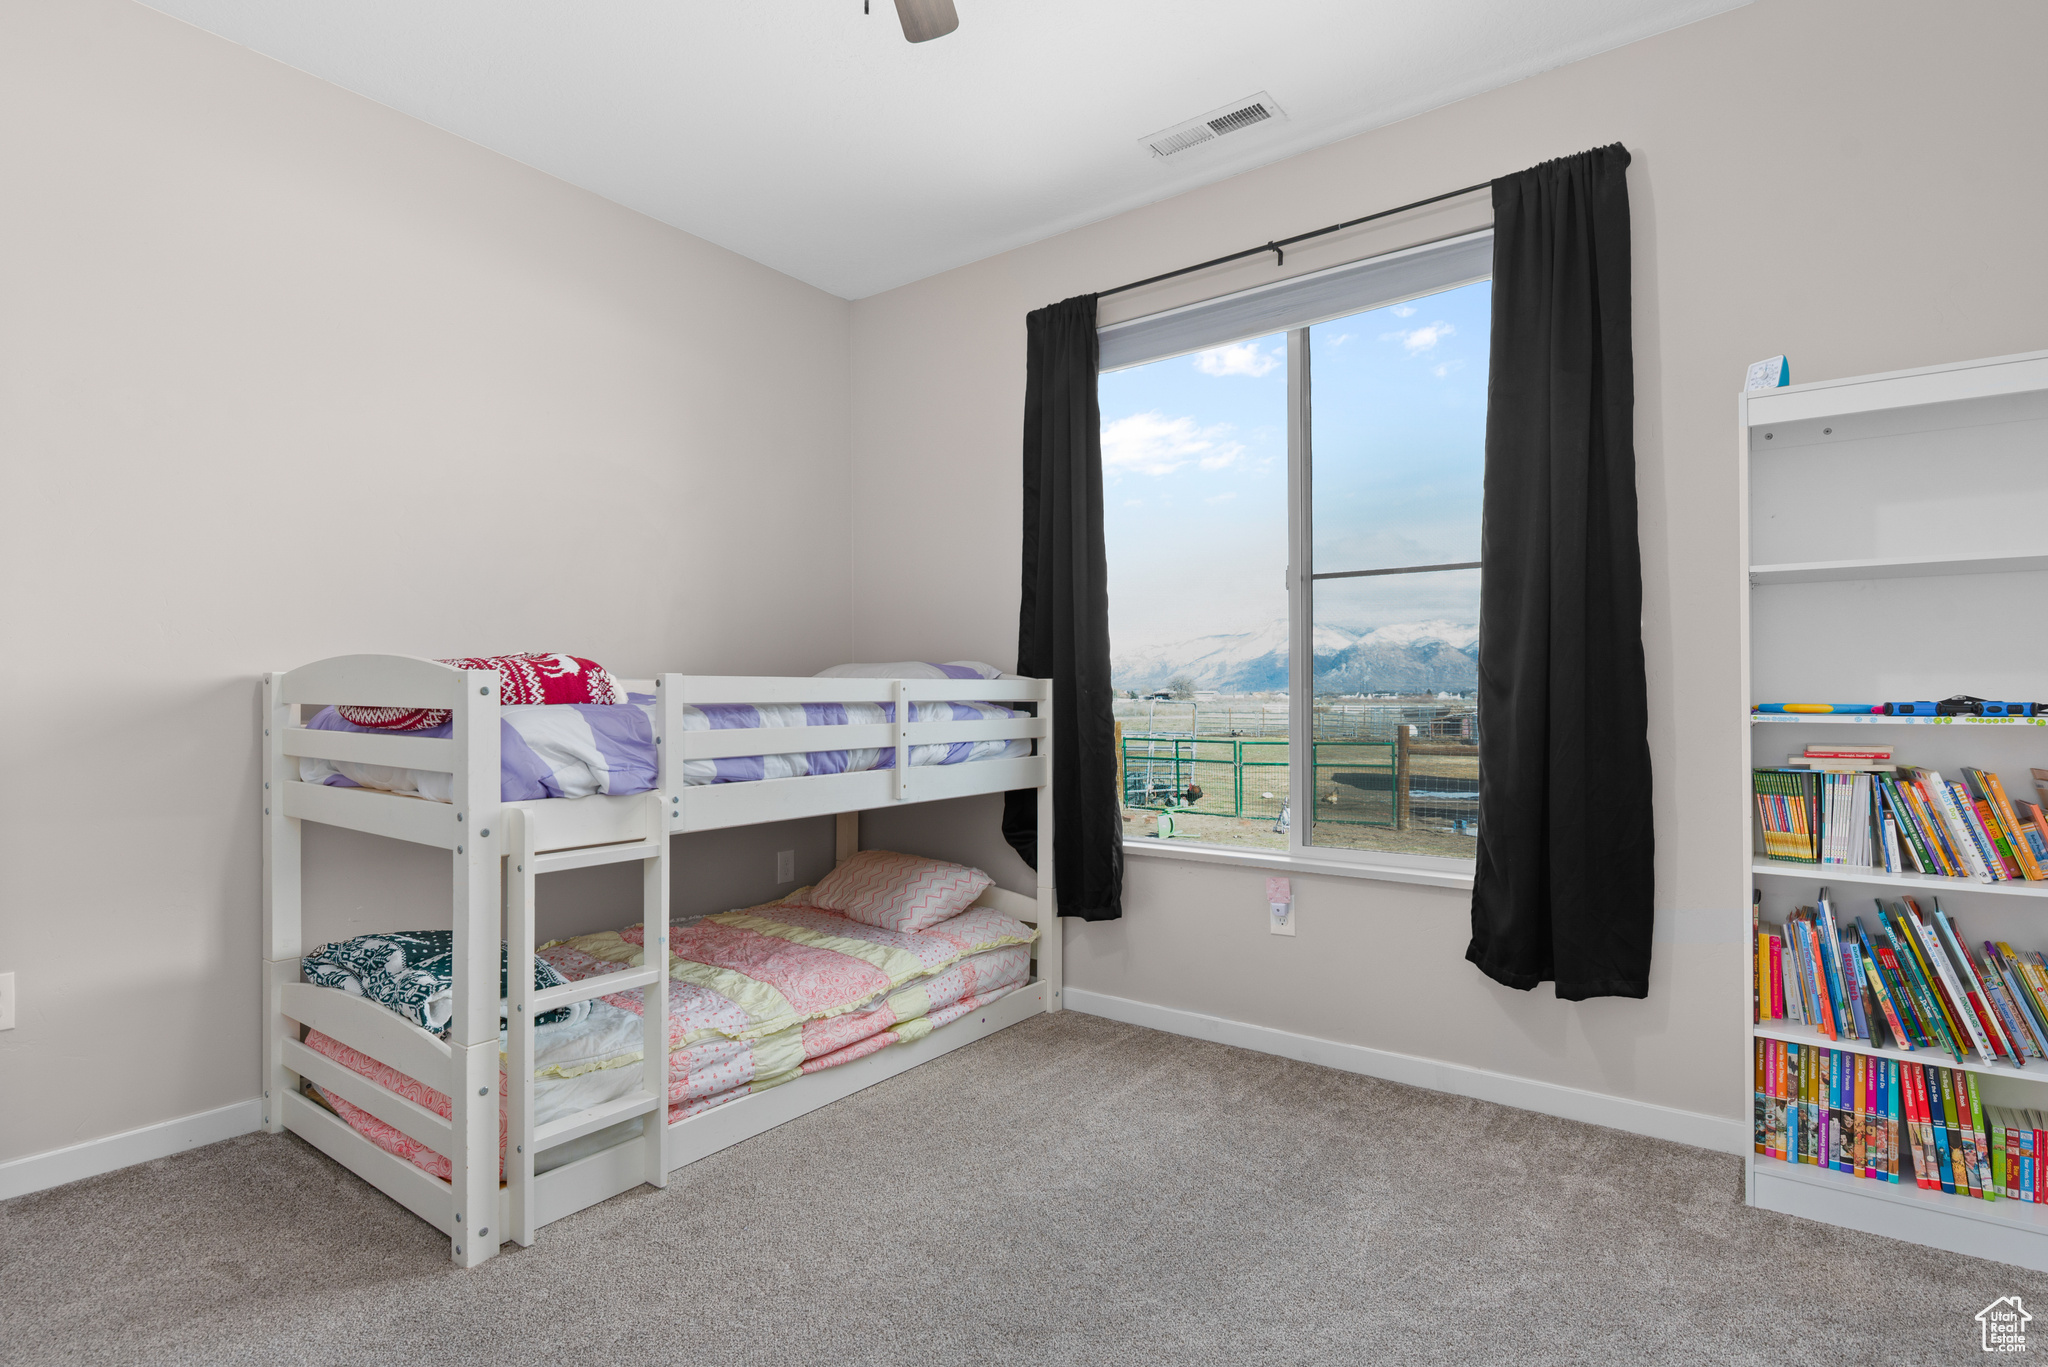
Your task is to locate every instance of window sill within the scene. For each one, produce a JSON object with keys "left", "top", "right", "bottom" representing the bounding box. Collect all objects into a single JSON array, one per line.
[{"left": 1122, "top": 838, "right": 1475, "bottom": 890}]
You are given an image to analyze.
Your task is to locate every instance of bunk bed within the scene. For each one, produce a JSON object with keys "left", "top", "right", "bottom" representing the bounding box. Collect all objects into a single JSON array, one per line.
[{"left": 262, "top": 654, "right": 1058, "bottom": 1267}]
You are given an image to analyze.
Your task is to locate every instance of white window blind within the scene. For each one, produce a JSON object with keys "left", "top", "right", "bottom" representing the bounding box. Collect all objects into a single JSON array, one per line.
[{"left": 1098, "top": 229, "right": 1492, "bottom": 373}]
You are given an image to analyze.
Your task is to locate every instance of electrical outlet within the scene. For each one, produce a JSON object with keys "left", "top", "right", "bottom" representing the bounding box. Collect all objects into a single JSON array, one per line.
[
  {"left": 1266, "top": 876, "right": 1295, "bottom": 937},
  {"left": 776, "top": 850, "right": 796, "bottom": 883},
  {"left": 0, "top": 972, "right": 14, "bottom": 1030}
]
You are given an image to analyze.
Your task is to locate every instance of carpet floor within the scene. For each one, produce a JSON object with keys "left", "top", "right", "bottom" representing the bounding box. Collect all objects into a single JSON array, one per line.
[{"left": 4, "top": 1011, "right": 2042, "bottom": 1365}]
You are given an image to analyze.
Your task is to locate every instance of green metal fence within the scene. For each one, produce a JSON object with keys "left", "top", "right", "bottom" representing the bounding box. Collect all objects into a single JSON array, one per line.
[{"left": 1119, "top": 734, "right": 1399, "bottom": 827}]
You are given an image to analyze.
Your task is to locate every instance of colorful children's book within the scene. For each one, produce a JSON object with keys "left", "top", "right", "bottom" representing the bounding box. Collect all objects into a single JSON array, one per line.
[
  {"left": 1925, "top": 1065, "right": 1958, "bottom": 1194},
  {"left": 1907, "top": 902, "right": 1999, "bottom": 1062},
  {"left": 1902, "top": 1063, "right": 1933, "bottom": 1189},
  {"left": 1966, "top": 1072, "right": 1998, "bottom": 1198},
  {"left": 1934, "top": 907, "right": 2024, "bottom": 1065},
  {"left": 1887, "top": 906, "right": 1968, "bottom": 1060},
  {"left": 1982, "top": 771, "right": 2047, "bottom": 880}
]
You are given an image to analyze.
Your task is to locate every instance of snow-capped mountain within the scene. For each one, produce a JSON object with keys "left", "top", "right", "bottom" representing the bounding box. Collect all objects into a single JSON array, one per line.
[{"left": 1113, "top": 619, "right": 1478, "bottom": 695}]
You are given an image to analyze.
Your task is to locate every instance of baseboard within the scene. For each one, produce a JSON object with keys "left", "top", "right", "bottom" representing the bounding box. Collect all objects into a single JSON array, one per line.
[
  {"left": 0, "top": 1099, "right": 263, "bottom": 1202},
  {"left": 1066, "top": 989, "right": 1747, "bottom": 1155}
]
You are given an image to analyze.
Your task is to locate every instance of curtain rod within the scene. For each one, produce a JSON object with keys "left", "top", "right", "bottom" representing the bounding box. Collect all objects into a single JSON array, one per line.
[{"left": 1096, "top": 179, "right": 1493, "bottom": 300}]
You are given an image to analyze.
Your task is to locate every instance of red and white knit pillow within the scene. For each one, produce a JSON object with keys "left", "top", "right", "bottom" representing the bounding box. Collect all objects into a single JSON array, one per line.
[
  {"left": 805, "top": 850, "right": 993, "bottom": 933},
  {"left": 338, "top": 653, "right": 626, "bottom": 731}
]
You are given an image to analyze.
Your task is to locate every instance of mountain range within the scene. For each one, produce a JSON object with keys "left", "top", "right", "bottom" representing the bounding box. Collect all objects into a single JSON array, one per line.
[{"left": 1112, "top": 619, "right": 1479, "bottom": 696}]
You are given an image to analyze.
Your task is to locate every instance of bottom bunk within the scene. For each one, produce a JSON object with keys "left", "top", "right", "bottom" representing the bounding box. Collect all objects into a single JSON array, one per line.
[
  {"left": 280, "top": 886, "right": 1047, "bottom": 1252},
  {"left": 282, "top": 979, "right": 1048, "bottom": 1244}
]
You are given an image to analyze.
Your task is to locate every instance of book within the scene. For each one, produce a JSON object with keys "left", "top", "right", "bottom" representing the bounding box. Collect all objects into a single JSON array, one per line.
[
  {"left": 1806, "top": 745, "right": 1893, "bottom": 760},
  {"left": 1842, "top": 940, "right": 1873, "bottom": 1042},
  {"left": 1770, "top": 934, "right": 1785, "bottom": 1019},
  {"left": 1886, "top": 905, "right": 1968, "bottom": 1060},
  {"left": 1908, "top": 768, "right": 1993, "bottom": 881},
  {"left": 1942, "top": 1069, "right": 1981, "bottom": 1197},
  {"left": 1965, "top": 1072, "right": 1998, "bottom": 1197},
  {"left": 1861, "top": 940, "right": 1913, "bottom": 1050},
  {"left": 1886, "top": 1060, "right": 1901, "bottom": 1181},
  {"left": 1926, "top": 1065, "right": 1958, "bottom": 1194},
  {"left": 1963, "top": 769, "right": 2026, "bottom": 879},
  {"left": 1801, "top": 1045, "right": 1818, "bottom": 1163},
  {"left": 1981, "top": 770, "right": 2047, "bottom": 880},
  {"left": 2016, "top": 799, "right": 2048, "bottom": 866},
  {"left": 1876, "top": 936, "right": 1937, "bottom": 1050},
  {"left": 1902, "top": 1063, "right": 1934, "bottom": 1190},
  {"left": 1905, "top": 901, "right": 2000, "bottom": 1062},
  {"left": 1992, "top": 947, "right": 2048, "bottom": 1057},
  {"left": 1999, "top": 942, "right": 2048, "bottom": 1048},
  {"left": 1895, "top": 771, "right": 1963, "bottom": 877},
  {"left": 1946, "top": 777, "right": 2008, "bottom": 880},
  {"left": 1753, "top": 1037, "right": 1767, "bottom": 1154},
  {"left": 1933, "top": 906, "right": 2024, "bottom": 1065},
  {"left": 1854, "top": 1053, "right": 1869, "bottom": 1176}
]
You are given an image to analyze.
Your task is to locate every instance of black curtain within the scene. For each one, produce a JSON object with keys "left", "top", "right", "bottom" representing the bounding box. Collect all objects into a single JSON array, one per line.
[
  {"left": 1467, "top": 143, "right": 1653, "bottom": 1000},
  {"left": 1002, "top": 293, "right": 1124, "bottom": 921}
]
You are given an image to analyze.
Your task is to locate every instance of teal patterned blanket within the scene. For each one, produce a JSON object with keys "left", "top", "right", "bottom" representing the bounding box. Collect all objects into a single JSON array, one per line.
[{"left": 302, "top": 931, "right": 583, "bottom": 1033}]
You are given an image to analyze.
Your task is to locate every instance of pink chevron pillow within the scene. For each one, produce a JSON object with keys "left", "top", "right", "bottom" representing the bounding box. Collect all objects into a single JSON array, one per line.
[{"left": 807, "top": 850, "right": 993, "bottom": 933}]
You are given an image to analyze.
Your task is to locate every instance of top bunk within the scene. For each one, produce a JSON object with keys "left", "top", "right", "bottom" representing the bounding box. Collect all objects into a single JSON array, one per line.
[{"left": 264, "top": 654, "right": 1051, "bottom": 854}]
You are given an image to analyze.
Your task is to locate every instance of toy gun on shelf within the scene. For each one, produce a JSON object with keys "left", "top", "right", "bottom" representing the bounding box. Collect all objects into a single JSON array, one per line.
[{"left": 1880, "top": 696, "right": 2045, "bottom": 717}]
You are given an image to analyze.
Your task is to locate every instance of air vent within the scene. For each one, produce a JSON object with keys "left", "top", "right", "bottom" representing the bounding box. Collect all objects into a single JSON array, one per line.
[{"left": 1142, "top": 92, "right": 1288, "bottom": 160}]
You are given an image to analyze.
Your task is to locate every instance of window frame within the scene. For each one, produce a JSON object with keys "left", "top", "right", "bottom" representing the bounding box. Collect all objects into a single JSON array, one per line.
[{"left": 1105, "top": 230, "right": 1492, "bottom": 883}]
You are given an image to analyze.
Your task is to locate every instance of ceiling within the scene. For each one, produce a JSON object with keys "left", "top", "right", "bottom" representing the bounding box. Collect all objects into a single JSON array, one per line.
[{"left": 143, "top": 0, "right": 1744, "bottom": 299}]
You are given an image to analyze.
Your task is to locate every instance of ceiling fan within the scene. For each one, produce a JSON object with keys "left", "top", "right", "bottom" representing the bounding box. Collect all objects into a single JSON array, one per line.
[{"left": 867, "top": 0, "right": 959, "bottom": 43}]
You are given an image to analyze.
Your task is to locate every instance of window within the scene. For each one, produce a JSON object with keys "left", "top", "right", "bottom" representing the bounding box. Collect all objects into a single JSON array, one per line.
[{"left": 1102, "top": 232, "right": 1490, "bottom": 867}]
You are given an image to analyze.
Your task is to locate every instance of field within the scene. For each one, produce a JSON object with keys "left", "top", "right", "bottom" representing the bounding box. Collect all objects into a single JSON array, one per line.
[{"left": 1114, "top": 694, "right": 1479, "bottom": 858}]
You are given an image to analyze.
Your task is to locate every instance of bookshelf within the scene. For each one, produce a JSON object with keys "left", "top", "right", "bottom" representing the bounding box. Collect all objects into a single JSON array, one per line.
[{"left": 1740, "top": 348, "right": 2048, "bottom": 1272}]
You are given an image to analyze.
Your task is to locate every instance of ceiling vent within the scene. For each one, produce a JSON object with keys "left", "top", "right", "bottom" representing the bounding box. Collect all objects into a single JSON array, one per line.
[{"left": 1142, "top": 93, "right": 1288, "bottom": 160}]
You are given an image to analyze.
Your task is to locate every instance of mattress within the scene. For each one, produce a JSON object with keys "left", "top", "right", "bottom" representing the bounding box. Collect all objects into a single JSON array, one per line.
[
  {"left": 305, "top": 896, "right": 1036, "bottom": 1182},
  {"left": 297, "top": 695, "right": 1030, "bottom": 803}
]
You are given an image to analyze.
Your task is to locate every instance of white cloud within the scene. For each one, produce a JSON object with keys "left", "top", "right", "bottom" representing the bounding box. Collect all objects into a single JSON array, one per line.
[
  {"left": 1204, "top": 491, "right": 1237, "bottom": 504},
  {"left": 1101, "top": 411, "right": 1239, "bottom": 476},
  {"left": 1193, "top": 341, "right": 1280, "bottom": 378},
  {"left": 1380, "top": 321, "right": 1455, "bottom": 353},
  {"left": 1325, "top": 332, "right": 1355, "bottom": 347},
  {"left": 1391, "top": 304, "right": 1417, "bottom": 317},
  {"left": 1123, "top": 498, "right": 1144, "bottom": 506},
  {"left": 1432, "top": 360, "right": 1465, "bottom": 378}
]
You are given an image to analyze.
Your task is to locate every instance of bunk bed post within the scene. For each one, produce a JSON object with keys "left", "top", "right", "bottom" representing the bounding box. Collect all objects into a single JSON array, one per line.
[
  {"left": 1037, "top": 683, "right": 1061, "bottom": 1012},
  {"left": 892, "top": 679, "right": 910, "bottom": 800},
  {"left": 657, "top": 673, "right": 683, "bottom": 835},
  {"left": 835, "top": 812, "right": 859, "bottom": 865},
  {"left": 639, "top": 793, "right": 671, "bottom": 1188},
  {"left": 261, "top": 672, "right": 302, "bottom": 1132},
  {"left": 447, "top": 668, "right": 502, "bottom": 1268},
  {"left": 505, "top": 808, "right": 537, "bottom": 1248}
]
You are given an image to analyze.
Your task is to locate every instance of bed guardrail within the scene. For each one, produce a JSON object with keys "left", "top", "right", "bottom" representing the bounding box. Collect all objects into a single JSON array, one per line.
[{"left": 658, "top": 673, "right": 1053, "bottom": 812}]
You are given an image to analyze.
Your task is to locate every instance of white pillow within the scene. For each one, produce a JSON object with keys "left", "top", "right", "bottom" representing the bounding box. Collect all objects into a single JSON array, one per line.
[
  {"left": 814, "top": 661, "right": 1005, "bottom": 681},
  {"left": 805, "top": 850, "right": 994, "bottom": 933}
]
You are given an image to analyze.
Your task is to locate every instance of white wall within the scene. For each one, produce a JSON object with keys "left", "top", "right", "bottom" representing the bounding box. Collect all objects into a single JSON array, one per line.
[
  {"left": 0, "top": 0, "right": 851, "bottom": 1163},
  {"left": 847, "top": 0, "right": 2048, "bottom": 1124}
]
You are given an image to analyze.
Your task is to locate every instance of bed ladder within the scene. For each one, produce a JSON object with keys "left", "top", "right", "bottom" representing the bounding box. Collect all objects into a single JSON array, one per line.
[{"left": 503, "top": 795, "right": 671, "bottom": 1250}]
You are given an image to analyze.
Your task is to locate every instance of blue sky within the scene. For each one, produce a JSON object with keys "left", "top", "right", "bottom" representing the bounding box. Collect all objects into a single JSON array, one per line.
[{"left": 1100, "top": 279, "right": 1491, "bottom": 651}]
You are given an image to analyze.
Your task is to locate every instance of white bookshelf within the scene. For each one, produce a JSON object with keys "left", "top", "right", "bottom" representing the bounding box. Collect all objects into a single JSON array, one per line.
[{"left": 1740, "top": 348, "right": 2048, "bottom": 1272}]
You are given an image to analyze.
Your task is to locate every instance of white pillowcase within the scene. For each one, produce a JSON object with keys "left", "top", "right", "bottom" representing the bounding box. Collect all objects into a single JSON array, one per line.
[
  {"left": 805, "top": 850, "right": 994, "bottom": 933},
  {"left": 814, "top": 661, "right": 1005, "bottom": 680}
]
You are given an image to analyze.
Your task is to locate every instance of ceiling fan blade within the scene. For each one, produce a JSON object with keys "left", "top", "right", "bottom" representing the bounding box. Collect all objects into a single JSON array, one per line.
[{"left": 894, "top": 0, "right": 959, "bottom": 43}]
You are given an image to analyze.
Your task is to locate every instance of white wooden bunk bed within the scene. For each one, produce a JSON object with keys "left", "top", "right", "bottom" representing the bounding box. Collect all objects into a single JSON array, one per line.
[{"left": 261, "top": 654, "right": 1057, "bottom": 1266}]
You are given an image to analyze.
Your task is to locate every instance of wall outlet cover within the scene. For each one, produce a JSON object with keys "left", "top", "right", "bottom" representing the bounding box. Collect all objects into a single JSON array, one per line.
[
  {"left": 0, "top": 971, "right": 14, "bottom": 1031},
  {"left": 1266, "top": 875, "right": 1294, "bottom": 936},
  {"left": 776, "top": 850, "right": 796, "bottom": 884}
]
